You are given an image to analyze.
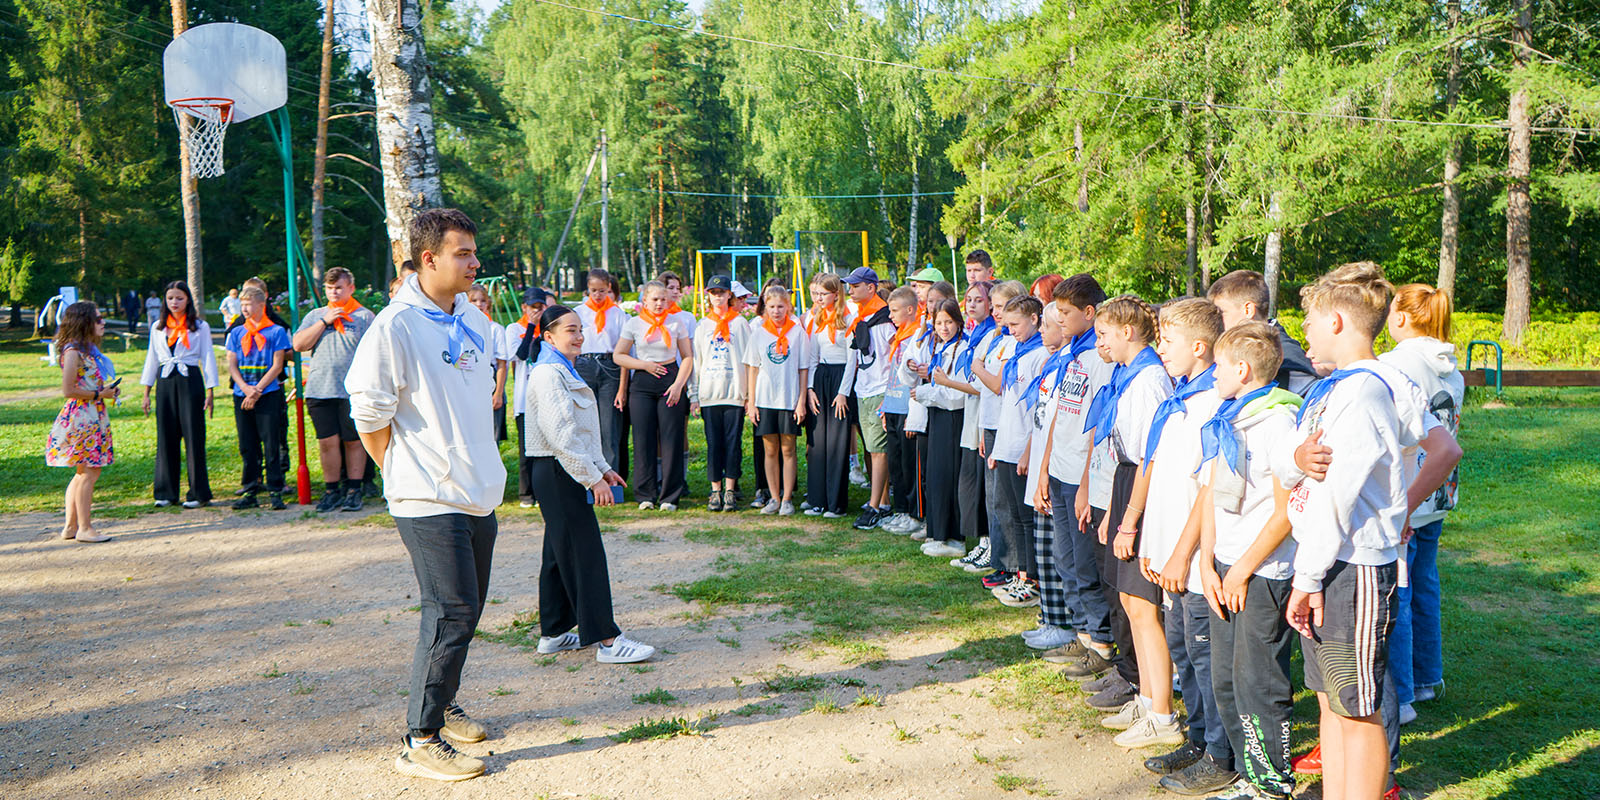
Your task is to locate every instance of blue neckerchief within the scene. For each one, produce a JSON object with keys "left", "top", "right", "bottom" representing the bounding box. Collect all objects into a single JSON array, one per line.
[
  {"left": 954, "top": 316, "right": 995, "bottom": 379},
  {"left": 1296, "top": 367, "right": 1391, "bottom": 424},
  {"left": 1023, "top": 347, "right": 1071, "bottom": 411},
  {"left": 535, "top": 344, "right": 583, "bottom": 382},
  {"left": 987, "top": 325, "right": 1010, "bottom": 357},
  {"left": 1001, "top": 331, "right": 1044, "bottom": 392},
  {"left": 86, "top": 345, "right": 116, "bottom": 383},
  {"left": 415, "top": 306, "right": 486, "bottom": 366},
  {"left": 1197, "top": 382, "right": 1277, "bottom": 476},
  {"left": 1142, "top": 364, "right": 1217, "bottom": 466},
  {"left": 1064, "top": 328, "right": 1097, "bottom": 372},
  {"left": 915, "top": 321, "right": 934, "bottom": 347},
  {"left": 933, "top": 333, "right": 963, "bottom": 370},
  {"left": 1082, "top": 346, "right": 1162, "bottom": 444}
]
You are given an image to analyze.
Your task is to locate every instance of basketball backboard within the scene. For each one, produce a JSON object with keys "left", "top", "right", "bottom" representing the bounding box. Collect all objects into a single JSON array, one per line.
[{"left": 163, "top": 23, "right": 287, "bottom": 123}]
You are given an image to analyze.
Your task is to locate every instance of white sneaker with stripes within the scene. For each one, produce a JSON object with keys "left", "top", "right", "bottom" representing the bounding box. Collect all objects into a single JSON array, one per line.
[{"left": 597, "top": 633, "right": 656, "bottom": 664}]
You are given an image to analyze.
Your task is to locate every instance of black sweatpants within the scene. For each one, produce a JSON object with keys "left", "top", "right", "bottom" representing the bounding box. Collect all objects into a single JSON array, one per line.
[
  {"left": 959, "top": 445, "right": 987, "bottom": 541},
  {"left": 629, "top": 364, "right": 688, "bottom": 505},
  {"left": 513, "top": 413, "right": 538, "bottom": 504},
  {"left": 153, "top": 369, "right": 211, "bottom": 504},
  {"left": 883, "top": 412, "right": 911, "bottom": 513},
  {"left": 395, "top": 512, "right": 497, "bottom": 732},
  {"left": 234, "top": 389, "right": 285, "bottom": 494},
  {"left": 912, "top": 431, "right": 928, "bottom": 520},
  {"left": 702, "top": 404, "right": 744, "bottom": 484},
  {"left": 532, "top": 457, "right": 622, "bottom": 646},
  {"left": 806, "top": 363, "right": 852, "bottom": 513},
  {"left": 1211, "top": 561, "right": 1296, "bottom": 795},
  {"left": 1090, "top": 506, "right": 1140, "bottom": 687},
  {"left": 924, "top": 408, "right": 965, "bottom": 542},
  {"left": 577, "top": 354, "right": 624, "bottom": 476}
]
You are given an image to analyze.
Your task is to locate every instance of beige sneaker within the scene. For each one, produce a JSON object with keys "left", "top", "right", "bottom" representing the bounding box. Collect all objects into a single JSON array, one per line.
[
  {"left": 394, "top": 736, "right": 485, "bottom": 782},
  {"left": 441, "top": 704, "right": 488, "bottom": 744},
  {"left": 1100, "top": 698, "right": 1146, "bottom": 730},
  {"left": 1113, "top": 716, "right": 1186, "bottom": 749}
]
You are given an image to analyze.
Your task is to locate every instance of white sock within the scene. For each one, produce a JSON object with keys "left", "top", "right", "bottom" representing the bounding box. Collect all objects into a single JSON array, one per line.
[
  {"left": 1152, "top": 711, "right": 1176, "bottom": 725},
  {"left": 1138, "top": 695, "right": 1154, "bottom": 711},
  {"left": 1087, "top": 640, "right": 1113, "bottom": 659}
]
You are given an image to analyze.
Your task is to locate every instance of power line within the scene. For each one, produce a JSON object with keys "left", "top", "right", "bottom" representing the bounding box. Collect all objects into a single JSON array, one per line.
[
  {"left": 526, "top": 0, "right": 1600, "bottom": 137},
  {"left": 618, "top": 187, "right": 956, "bottom": 199}
]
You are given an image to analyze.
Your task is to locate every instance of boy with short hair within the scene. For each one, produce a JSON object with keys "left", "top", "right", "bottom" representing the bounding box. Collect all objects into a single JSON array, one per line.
[
  {"left": 292, "top": 267, "right": 375, "bottom": 513},
  {"left": 1207, "top": 270, "right": 1318, "bottom": 395},
  {"left": 877, "top": 287, "right": 923, "bottom": 532},
  {"left": 964, "top": 248, "right": 996, "bottom": 288},
  {"left": 979, "top": 294, "right": 1050, "bottom": 604},
  {"left": 1195, "top": 321, "right": 1302, "bottom": 800},
  {"left": 1277, "top": 262, "right": 1461, "bottom": 800},
  {"left": 1137, "top": 298, "right": 1235, "bottom": 792},
  {"left": 225, "top": 286, "right": 290, "bottom": 510},
  {"left": 846, "top": 267, "right": 895, "bottom": 529}
]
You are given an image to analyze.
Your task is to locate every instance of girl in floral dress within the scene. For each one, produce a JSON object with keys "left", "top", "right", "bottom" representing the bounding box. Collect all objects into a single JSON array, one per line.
[{"left": 47, "top": 302, "right": 119, "bottom": 543}]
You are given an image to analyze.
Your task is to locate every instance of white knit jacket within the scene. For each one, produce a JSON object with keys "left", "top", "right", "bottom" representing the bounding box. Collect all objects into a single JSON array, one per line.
[{"left": 524, "top": 360, "right": 611, "bottom": 487}]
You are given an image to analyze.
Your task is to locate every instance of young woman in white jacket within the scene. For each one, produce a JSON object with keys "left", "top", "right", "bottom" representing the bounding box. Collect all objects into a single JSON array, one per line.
[
  {"left": 521, "top": 304, "right": 655, "bottom": 665},
  {"left": 903, "top": 299, "right": 969, "bottom": 556}
]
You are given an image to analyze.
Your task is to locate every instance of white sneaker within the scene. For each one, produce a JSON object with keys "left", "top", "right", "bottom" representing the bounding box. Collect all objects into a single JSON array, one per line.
[
  {"left": 804, "top": 507, "right": 824, "bottom": 516},
  {"left": 880, "top": 514, "right": 914, "bottom": 533},
  {"left": 537, "top": 631, "right": 584, "bottom": 654},
  {"left": 1113, "top": 716, "right": 1185, "bottom": 748},
  {"left": 778, "top": 501, "right": 796, "bottom": 516},
  {"left": 659, "top": 503, "right": 677, "bottom": 512},
  {"left": 181, "top": 500, "right": 203, "bottom": 509},
  {"left": 1100, "top": 699, "right": 1147, "bottom": 730},
  {"left": 597, "top": 633, "right": 656, "bottom": 664},
  {"left": 520, "top": 499, "right": 535, "bottom": 508},
  {"left": 154, "top": 500, "right": 172, "bottom": 507},
  {"left": 848, "top": 465, "right": 869, "bottom": 487},
  {"left": 922, "top": 540, "right": 966, "bottom": 558},
  {"left": 799, "top": 501, "right": 813, "bottom": 511},
  {"left": 760, "top": 500, "right": 781, "bottom": 515},
  {"left": 955, "top": 539, "right": 992, "bottom": 573},
  {"left": 1399, "top": 702, "right": 1418, "bottom": 726},
  {"left": 908, "top": 523, "right": 929, "bottom": 541},
  {"left": 822, "top": 511, "right": 844, "bottom": 519},
  {"left": 1415, "top": 681, "right": 1444, "bottom": 702},
  {"left": 638, "top": 501, "right": 656, "bottom": 510},
  {"left": 1026, "top": 626, "right": 1076, "bottom": 650}
]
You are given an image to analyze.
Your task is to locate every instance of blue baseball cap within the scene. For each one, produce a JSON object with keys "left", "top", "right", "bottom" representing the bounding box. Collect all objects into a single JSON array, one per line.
[{"left": 841, "top": 267, "right": 880, "bottom": 285}]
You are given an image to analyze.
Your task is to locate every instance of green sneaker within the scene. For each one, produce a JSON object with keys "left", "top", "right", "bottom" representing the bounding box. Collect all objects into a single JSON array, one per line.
[
  {"left": 441, "top": 704, "right": 488, "bottom": 744},
  {"left": 394, "top": 736, "right": 485, "bottom": 782}
]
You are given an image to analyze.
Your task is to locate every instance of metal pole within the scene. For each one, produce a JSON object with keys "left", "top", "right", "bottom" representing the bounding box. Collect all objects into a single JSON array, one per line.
[
  {"left": 599, "top": 129, "right": 610, "bottom": 274},
  {"left": 270, "top": 108, "right": 312, "bottom": 505},
  {"left": 546, "top": 141, "right": 600, "bottom": 286}
]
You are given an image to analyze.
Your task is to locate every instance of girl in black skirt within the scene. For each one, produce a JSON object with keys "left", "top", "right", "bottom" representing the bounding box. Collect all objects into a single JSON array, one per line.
[
  {"left": 138, "top": 281, "right": 217, "bottom": 508},
  {"left": 1084, "top": 295, "right": 1178, "bottom": 739},
  {"left": 744, "top": 284, "right": 811, "bottom": 516},
  {"left": 522, "top": 305, "right": 655, "bottom": 664},
  {"left": 909, "top": 299, "right": 967, "bottom": 557},
  {"left": 613, "top": 281, "right": 695, "bottom": 511},
  {"left": 803, "top": 272, "right": 857, "bottom": 518}
]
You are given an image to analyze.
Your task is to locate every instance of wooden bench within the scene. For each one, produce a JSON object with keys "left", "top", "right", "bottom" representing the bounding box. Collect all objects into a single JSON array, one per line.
[{"left": 1463, "top": 369, "right": 1600, "bottom": 387}]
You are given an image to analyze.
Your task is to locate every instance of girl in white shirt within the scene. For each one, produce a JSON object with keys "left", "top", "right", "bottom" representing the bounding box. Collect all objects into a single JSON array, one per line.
[
  {"left": 744, "top": 284, "right": 811, "bottom": 516},
  {"left": 139, "top": 281, "right": 218, "bottom": 507},
  {"left": 908, "top": 299, "right": 968, "bottom": 556},
  {"left": 614, "top": 281, "right": 694, "bottom": 510},
  {"left": 523, "top": 304, "right": 654, "bottom": 665},
  {"left": 690, "top": 278, "right": 750, "bottom": 512},
  {"left": 803, "top": 272, "right": 857, "bottom": 518},
  {"left": 575, "top": 270, "right": 627, "bottom": 473}
]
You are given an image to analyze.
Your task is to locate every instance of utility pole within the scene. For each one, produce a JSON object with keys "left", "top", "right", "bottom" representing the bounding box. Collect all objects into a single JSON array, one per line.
[{"left": 600, "top": 129, "right": 610, "bottom": 275}]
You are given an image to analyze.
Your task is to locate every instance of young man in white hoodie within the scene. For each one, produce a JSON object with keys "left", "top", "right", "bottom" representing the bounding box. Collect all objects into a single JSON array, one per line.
[{"left": 347, "top": 209, "right": 507, "bottom": 783}]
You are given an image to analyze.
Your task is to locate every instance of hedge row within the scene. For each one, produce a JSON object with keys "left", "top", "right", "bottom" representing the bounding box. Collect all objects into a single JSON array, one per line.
[{"left": 1275, "top": 311, "right": 1600, "bottom": 368}]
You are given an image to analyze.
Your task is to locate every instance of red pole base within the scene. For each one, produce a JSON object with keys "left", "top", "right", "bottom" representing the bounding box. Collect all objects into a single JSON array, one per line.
[{"left": 294, "top": 395, "right": 313, "bottom": 505}]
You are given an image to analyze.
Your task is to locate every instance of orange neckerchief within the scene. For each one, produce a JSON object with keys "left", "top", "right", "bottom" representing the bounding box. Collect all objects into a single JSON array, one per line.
[
  {"left": 708, "top": 306, "right": 740, "bottom": 342},
  {"left": 165, "top": 313, "right": 190, "bottom": 349},
  {"left": 848, "top": 294, "right": 886, "bottom": 335},
  {"left": 585, "top": 296, "right": 616, "bottom": 332},
  {"left": 807, "top": 304, "right": 841, "bottom": 343},
  {"left": 516, "top": 312, "right": 541, "bottom": 338},
  {"left": 763, "top": 314, "right": 797, "bottom": 356},
  {"left": 666, "top": 301, "right": 684, "bottom": 316},
  {"left": 887, "top": 320, "right": 920, "bottom": 363},
  {"left": 241, "top": 314, "right": 272, "bottom": 356},
  {"left": 637, "top": 307, "right": 673, "bottom": 347},
  {"left": 326, "top": 297, "right": 365, "bottom": 333}
]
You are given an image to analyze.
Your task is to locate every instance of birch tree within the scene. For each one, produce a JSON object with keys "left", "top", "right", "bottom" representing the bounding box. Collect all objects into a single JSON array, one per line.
[{"left": 366, "top": 0, "right": 443, "bottom": 269}]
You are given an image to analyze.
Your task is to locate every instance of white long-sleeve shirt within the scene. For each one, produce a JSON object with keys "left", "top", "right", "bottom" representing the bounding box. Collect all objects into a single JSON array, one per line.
[
  {"left": 525, "top": 360, "right": 611, "bottom": 487},
  {"left": 690, "top": 315, "right": 750, "bottom": 407},
  {"left": 806, "top": 311, "right": 859, "bottom": 399},
  {"left": 139, "top": 321, "right": 219, "bottom": 388},
  {"left": 909, "top": 337, "right": 967, "bottom": 412},
  {"left": 345, "top": 275, "right": 506, "bottom": 518}
]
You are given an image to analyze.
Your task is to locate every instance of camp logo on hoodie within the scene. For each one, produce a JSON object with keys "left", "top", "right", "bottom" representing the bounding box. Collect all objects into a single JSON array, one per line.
[{"left": 445, "top": 347, "right": 480, "bottom": 372}]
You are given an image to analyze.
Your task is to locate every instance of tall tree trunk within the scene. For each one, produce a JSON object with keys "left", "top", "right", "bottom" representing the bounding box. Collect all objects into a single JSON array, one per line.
[
  {"left": 169, "top": 0, "right": 204, "bottom": 305},
  {"left": 311, "top": 0, "right": 335, "bottom": 283},
  {"left": 1264, "top": 191, "right": 1284, "bottom": 316},
  {"left": 1504, "top": 0, "right": 1532, "bottom": 343},
  {"left": 1179, "top": 0, "right": 1195, "bottom": 294},
  {"left": 366, "top": 0, "right": 443, "bottom": 270},
  {"left": 907, "top": 156, "right": 920, "bottom": 276},
  {"left": 852, "top": 74, "right": 897, "bottom": 278},
  {"left": 1437, "top": 0, "right": 1462, "bottom": 296},
  {"left": 1070, "top": 0, "right": 1087, "bottom": 260}
]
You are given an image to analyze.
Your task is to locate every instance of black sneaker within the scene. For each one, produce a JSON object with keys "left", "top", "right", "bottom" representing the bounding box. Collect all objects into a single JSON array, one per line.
[
  {"left": 1145, "top": 741, "right": 1205, "bottom": 775},
  {"left": 1158, "top": 753, "right": 1239, "bottom": 795},
  {"left": 341, "top": 490, "right": 364, "bottom": 512},
  {"left": 232, "top": 493, "right": 259, "bottom": 510},
  {"left": 853, "top": 507, "right": 880, "bottom": 530},
  {"left": 1085, "top": 674, "right": 1137, "bottom": 710},
  {"left": 1083, "top": 671, "right": 1123, "bottom": 694},
  {"left": 707, "top": 492, "right": 724, "bottom": 512},
  {"left": 364, "top": 480, "right": 382, "bottom": 499},
  {"left": 1058, "top": 647, "right": 1115, "bottom": 680},
  {"left": 315, "top": 489, "right": 344, "bottom": 513},
  {"left": 750, "top": 489, "right": 771, "bottom": 509},
  {"left": 269, "top": 492, "right": 287, "bottom": 510}
]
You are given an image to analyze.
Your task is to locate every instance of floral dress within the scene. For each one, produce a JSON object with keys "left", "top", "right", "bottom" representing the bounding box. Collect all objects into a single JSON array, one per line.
[{"left": 46, "top": 344, "right": 115, "bottom": 468}]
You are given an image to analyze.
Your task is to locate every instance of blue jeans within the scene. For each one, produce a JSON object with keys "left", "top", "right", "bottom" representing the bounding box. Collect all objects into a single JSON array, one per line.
[
  {"left": 1049, "top": 477, "right": 1112, "bottom": 644},
  {"left": 1387, "top": 520, "right": 1444, "bottom": 705},
  {"left": 1168, "top": 591, "right": 1232, "bottom": 764}
]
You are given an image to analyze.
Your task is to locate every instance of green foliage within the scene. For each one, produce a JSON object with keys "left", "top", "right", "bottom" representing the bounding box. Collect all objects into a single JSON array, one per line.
[
  {"left": 607, "top": 715, "right": 712, "bottom": 743},
  {"left": 0, "top": 240, "right": 34, "bottom": 303}
]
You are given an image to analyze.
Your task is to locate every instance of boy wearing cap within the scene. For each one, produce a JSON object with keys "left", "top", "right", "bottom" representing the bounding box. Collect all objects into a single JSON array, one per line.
[
  {"left": 844, "top": 267, "right": 896, "bottom": 529},
  {"left": 506, "top": 287, "right": 548, "bottom": 507}
]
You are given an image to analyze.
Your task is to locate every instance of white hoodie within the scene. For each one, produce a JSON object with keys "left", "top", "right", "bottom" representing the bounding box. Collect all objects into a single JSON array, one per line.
[
  {"left": 346, "top": 275, "right": 507, "bottom": 518},
  {"left": 1379, "top": 336, "right": 1464, "bottom": 526}
]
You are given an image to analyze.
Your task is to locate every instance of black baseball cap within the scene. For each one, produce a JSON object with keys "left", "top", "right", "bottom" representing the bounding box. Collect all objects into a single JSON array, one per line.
[
  {"left": 522, "top": 287, "right": 549, "bottom": 306},
  {"left": 706, "top": 275, "right": 733, "bottom": 292},
  {"left": 841, "top": 267, "right": 879, "bottom": 285}
]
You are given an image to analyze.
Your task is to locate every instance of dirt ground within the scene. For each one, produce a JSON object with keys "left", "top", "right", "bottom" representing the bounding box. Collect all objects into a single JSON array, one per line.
[{"left": 1, "top": 506, "right": 1155, "bottom": 800}]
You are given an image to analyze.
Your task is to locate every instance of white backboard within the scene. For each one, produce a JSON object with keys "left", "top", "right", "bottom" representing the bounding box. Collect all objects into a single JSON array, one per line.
[{"left": 163, "top": 23, "right": 287, "bottom": 123}]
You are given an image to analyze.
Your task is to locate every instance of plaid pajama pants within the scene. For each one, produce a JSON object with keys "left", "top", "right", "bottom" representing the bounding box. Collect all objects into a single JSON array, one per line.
[{"left": 1033, "top": 510, "right": 1071, "bottom": 628}]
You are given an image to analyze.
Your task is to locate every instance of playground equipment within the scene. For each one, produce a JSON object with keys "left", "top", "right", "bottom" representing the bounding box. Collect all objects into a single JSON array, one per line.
[
  {"left": 165, "top": 23, "right": 316, "bottom": 505},
  {"left": 692, "top": 245, "right": 804, "bottom": 315}
]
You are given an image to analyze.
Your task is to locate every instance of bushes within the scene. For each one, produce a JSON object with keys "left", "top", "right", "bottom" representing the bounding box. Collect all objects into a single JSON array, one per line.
[{"left": 1274, "top": 311, "right": 1600, "bottom": 368}]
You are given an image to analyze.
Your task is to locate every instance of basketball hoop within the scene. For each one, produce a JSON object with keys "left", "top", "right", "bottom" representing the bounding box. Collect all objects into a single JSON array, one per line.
[{"left": 170, "top": 97, "right": 234, "bottom": 179}]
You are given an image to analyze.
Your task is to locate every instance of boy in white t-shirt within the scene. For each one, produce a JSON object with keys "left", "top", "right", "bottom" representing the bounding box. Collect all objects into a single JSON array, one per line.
[
  {"left": 1196, "top": 322, "right": 1303, "bottom": 800},
  {"left": 970, "top": 280, "right": 1026, "bottom": 587}
]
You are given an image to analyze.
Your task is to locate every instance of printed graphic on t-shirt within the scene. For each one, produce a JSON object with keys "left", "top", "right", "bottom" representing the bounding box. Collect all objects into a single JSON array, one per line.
[
  {"left": 763, "top": 339, "right": 791, "bottom": 365},
  {"left": 1427, "top": 389, "right": 1460, "bottom": 512},
  {"left": 448, "top": 348, "right": 480, "bottom": 372},
  {"left": 1287, "top": 394, "right": 1330, "bottom": 514},
  {"left": 707, "top": 339, "right": 737, "bottom": 373},
  {"left": 1055, "top": 363, "right": 1093, "bottom": 419}
]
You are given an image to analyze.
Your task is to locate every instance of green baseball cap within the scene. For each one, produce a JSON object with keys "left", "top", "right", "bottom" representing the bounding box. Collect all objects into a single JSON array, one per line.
[{"left": 907, "top": 266, "right": 946, "bottom": 284}]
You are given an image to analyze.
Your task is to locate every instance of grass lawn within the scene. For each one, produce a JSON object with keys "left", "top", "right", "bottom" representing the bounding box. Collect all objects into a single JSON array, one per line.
[{"left": 3, "top": 327, "right": 1597, "bottom": 797}]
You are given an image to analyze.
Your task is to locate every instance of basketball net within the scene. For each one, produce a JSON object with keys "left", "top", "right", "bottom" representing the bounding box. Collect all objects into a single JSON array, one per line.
[{"left": 170, "top": 98, "right": 233, "bottom": 179}]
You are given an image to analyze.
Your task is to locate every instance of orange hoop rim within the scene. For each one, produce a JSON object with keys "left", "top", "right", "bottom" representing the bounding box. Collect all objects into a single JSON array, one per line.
[{"left": 170, "top": 96, "right": 235, "bottom": 123}]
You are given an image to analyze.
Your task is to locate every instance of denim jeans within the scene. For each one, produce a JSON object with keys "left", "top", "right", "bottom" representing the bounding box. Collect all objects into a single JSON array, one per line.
[
  {"left": 1168, "top": 591, "right": 1232, "bottom": 765},
  {"left": 1049, "top": 477, "right": 1112, "bottom": 644},
  {"left": 1387, "top": 519, "right": 1444, "bottom": 705}
]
